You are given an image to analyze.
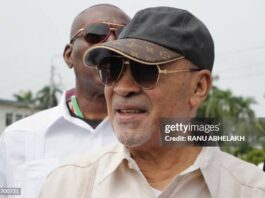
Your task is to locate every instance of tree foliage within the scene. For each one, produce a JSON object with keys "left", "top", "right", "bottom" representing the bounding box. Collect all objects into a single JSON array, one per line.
[
  {"left": 36, "top": 86, "right": 62, "bottom": 109},
  {"left": 198, "top": 85, "right": 265, "bottom": 166},
  {"left": 198, "top": 86, "right": 255, "bottom": 119},
  {"left": 13, "top": 90, "right": 35, "bottom": 104},
  {"left": 13, "top": 85, "right": 62, "bottom": 109}
]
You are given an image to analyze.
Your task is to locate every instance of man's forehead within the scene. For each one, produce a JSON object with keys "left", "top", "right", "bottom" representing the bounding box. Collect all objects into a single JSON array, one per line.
[
  {"left": 84, "top": 6, "right": 128, "bottom": 22},
  {"left": 71, "top": 6, "right": 129, "bottom": 36}
]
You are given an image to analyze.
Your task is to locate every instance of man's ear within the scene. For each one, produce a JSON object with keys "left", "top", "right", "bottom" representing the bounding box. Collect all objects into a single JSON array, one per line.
[
  {"left": 63, "top": 44, "right": 73, "bottom": 68},
  {"left": 189, "top": 70, "right": 212, "bottom": 108}
]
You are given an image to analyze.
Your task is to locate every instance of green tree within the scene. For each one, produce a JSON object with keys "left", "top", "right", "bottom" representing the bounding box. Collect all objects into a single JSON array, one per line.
[
  {"left": 13, "top": 90, "right": 35, "bottom": 104},
  {"left": 241, "top": 148, "right": 265, "bottom": 165},
  {"left": 13, "top": 85, "right": 62, "bottom": 109},
  {"left": 197, "top": 84, "right": 265, "bottom": 165},
  {"left": 197, "top": 86, "right": 255, "bottom": 118},
  {"left": 35, "top": 86, "right": 62, "bottom": 109}
]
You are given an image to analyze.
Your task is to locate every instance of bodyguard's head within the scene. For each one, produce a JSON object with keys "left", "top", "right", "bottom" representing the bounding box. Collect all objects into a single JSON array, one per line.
[{"left": 63, "top": 4, "right": 130, "bottom": 96}]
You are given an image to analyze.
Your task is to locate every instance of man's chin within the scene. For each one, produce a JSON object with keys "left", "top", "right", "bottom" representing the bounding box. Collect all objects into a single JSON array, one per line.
[{"left": 114, "top": 129, "right": 152, "bottom": 148}]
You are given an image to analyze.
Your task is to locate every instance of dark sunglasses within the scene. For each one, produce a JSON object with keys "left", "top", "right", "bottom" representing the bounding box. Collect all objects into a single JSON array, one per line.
[
  {"left": 97, "top": 56, "right": 201, "bottom": 89},
  {"left": 70, "top": 22, "right": 125, "bottom": 44}
]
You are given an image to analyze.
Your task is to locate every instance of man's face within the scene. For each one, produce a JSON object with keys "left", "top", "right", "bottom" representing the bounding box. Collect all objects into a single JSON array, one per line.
[
  {"left": 105, "top": 59, "right": 196, "bottom": 149},
  {"left": 68, "top": 6, "right": 130, "bottom": 96}
]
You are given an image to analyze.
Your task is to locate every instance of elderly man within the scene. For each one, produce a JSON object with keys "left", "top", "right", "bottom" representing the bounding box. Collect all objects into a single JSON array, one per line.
[
  {"left": 0, "top": 4, "right": 130, "bottom": 198},
  {"left": 40, "top": 7, "right": 265, "bottom": 198}
]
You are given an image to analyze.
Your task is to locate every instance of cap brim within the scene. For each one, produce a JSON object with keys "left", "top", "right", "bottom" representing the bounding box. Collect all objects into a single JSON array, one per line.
[{"left": 83, "top": 38, "right": 183, "bottom": 67}]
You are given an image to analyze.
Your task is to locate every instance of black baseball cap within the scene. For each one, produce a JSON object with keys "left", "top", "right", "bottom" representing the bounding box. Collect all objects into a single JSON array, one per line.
[{"left": 83, "top": 6, "right": 214, "bottom": 71}]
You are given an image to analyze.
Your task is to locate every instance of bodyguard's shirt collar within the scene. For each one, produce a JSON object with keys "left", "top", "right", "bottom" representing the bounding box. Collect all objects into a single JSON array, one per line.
[{"left": 58, "top": 89, "right": 109, "bottom": 132}]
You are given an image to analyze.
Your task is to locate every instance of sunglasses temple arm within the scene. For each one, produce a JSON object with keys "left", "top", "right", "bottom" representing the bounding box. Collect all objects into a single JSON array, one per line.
[{"left": 159, "top": 69, "right": 196, "bottom": 74}]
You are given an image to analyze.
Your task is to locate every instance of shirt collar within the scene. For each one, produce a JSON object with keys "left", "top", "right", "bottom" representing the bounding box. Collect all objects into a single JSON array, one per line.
[
  {"left": 96, "top": 143, "right": 129, "bottom": 184},
  {"left": 59, "top": 89, "right": 108, "bottom": 131},
  {"left": 167, "top": 147, "right": 221, "bottom": 198},
  {"left": 196, "top": 147, "right": 222, "bottom": 198},
  {"left": 96, "top": 143, "right": 222, "bottom": 198}
]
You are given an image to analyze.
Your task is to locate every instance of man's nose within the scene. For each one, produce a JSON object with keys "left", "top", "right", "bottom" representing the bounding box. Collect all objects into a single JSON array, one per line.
[{"left": 113, "top": 66, "right": 141, "bottom": 97}]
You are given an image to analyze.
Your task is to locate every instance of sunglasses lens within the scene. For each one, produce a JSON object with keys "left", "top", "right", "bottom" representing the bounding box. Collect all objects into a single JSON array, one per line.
[
  {"left": 84, "top": 23, "right": 109, "bottom": 44},
  {"left": 98, "top": 57, "right": 123, "bottom": 85},
  {"left": 130, "top": 61, "right": 159, "bottom": 89}
]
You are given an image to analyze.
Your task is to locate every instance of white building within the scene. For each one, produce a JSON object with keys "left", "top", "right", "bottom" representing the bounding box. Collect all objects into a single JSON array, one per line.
[{"left": 0, "top": 99, "right": 40, "bottom": 133}]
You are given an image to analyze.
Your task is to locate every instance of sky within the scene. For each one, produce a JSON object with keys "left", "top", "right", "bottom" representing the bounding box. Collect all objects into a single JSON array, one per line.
[{"left": 0, "top": 0, "right": 265, "bottom": 116}]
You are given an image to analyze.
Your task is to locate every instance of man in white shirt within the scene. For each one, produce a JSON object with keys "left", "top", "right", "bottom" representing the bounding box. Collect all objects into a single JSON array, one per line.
[
  {"left": 40, "top": 7, "right": 265, "bottom": 198},
  {"left": 0, "top": 4, "right": 130, "bottom": 198}
]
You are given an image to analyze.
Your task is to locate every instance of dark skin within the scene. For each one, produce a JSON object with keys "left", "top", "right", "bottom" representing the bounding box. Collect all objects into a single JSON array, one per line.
[{"left": 63, "top": 5, "right": 130, "bottom": 120}]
